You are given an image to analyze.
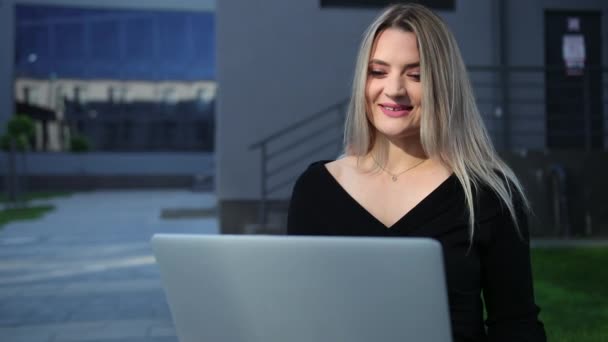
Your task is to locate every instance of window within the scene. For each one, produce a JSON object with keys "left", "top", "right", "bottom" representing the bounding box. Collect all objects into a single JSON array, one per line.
[
  {"left": 109, "top": 85, "right": 129, "bottom": 103},
  {"left": 23, "top": 85, "right": 43, "bottom": 106},
  {"left": 54, "top": 85, "right": 64, "bottom": 110},
  {"left": 23, "top": 86, "right": 31, "bottom": 104},
  {"left": 15, "top": 5, "right": 216, "bottom": 152},
  {"left": 120, "top": 86, "right": 129, "bottom": 103},
  {"left": 162, "top": 87, "right": 178, "bottom": 105},
  {"left": 74, "top": 86, "right": 86, "bottom": 104},
  {"left": 108, "top": 86, "right": 117, "bottom": 103},
  {"left": 196, "top": 88, "right": 207, "bottom": 103}
]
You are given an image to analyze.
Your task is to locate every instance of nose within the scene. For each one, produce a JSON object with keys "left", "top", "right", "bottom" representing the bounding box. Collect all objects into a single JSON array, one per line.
[{"left": 385, "top": 75, "right": 407, "bottom": 98}]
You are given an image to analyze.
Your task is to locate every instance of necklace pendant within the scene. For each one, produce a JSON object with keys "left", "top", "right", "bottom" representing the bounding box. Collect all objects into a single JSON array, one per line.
[{"left": 392, "top": 175, "right": 398, "bottom": 182}]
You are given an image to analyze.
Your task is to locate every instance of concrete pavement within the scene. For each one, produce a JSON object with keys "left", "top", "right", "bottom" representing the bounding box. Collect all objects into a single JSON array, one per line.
[
  {"left": 0, "top": 190, "right": 218, "bottom": 342},
  {"left": 1, "top": 190, "right": 606, "bottom": 342}
]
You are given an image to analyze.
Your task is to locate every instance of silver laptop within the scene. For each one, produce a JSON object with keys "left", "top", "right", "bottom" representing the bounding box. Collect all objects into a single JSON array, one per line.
[{"left": 151, "top": 234, "right": 452, "bottom": 342}]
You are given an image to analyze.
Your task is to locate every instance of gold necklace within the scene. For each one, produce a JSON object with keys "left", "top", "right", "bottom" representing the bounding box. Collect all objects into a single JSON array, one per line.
[{"left": 371, "top": 156, "right": 426, "bottom": 182}]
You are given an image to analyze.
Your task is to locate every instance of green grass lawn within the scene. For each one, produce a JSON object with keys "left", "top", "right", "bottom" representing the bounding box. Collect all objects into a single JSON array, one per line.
[
  {"left": 0, "top": 191, "right": 71, "bottom": 203},
  {"left": 0, "top": 205, "right": 55, "bottom": 229},
  {"left": 532, "top": 247, "right": 608, "bottom": 342},
  {"left": 0, "top": 191, "right": 69, "bottom": 229}
]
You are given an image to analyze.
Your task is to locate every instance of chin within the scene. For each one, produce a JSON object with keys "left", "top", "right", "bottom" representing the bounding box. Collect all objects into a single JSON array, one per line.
[
  {"left": 373, "top": 120, "right": 410, "bottom": 134},
  {"left": 375, "top": 126, "right": 420, "bottom": 141}
]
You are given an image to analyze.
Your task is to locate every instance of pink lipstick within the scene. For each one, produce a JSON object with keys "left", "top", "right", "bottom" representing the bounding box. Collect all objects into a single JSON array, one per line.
[{"left": 379, "top": 103, "right": 413, "bottom": 118}]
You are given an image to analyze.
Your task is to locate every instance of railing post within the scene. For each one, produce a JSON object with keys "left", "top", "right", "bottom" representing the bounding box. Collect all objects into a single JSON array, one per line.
[
  {"left": 583, "top": 70, "right": 592, "bottom": 151},
  {"left": 259, "top": 143, "right": 267, "bottom": 225}
]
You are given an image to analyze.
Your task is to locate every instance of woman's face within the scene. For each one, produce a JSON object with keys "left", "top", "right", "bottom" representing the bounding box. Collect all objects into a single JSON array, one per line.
[{"left": 366, "top": 28, "right": 422, "bottom": 140}]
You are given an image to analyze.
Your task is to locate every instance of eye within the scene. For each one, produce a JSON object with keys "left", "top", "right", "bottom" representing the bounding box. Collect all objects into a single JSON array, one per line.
[
  {"left": 408, "top": 73, "right": 421, "bottom": 81},
  {"left": 368, "top": 69, "right": 386, "bottom": 77}
]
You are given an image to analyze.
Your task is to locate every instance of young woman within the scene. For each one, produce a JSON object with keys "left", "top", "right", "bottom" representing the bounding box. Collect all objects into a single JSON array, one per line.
[{"left": 287, "top": 3, "right": 546, "bottom": 341}]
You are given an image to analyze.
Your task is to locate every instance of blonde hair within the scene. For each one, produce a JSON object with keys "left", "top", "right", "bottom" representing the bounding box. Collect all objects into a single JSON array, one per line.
[{"left": 343, "top": 3, "right": 528, "bottom": 240}]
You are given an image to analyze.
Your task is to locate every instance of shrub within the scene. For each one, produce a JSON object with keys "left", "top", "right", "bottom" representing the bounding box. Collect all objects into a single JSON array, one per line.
[
  {"left": 0, "top": 115, "right": 35, "bottom": 152},
  {"left": 70, "top": 134, "right": 91, "bottom": 153}
]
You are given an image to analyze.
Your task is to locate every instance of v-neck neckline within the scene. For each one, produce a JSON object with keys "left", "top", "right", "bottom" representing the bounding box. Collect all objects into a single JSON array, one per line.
[{"left": 321, "top": 162, "right": 456, "bottom": 230}]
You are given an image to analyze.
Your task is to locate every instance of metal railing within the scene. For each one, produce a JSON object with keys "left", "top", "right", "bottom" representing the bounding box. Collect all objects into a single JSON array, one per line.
[
  {"left": 249, "top": 100, "right": 349, "bottom": 225},
  {"left": 468, "top": 65, "right": 607, "bottom": 151},
  {"left": 249, "top": 65, "right": 608, "bottom": 227}
]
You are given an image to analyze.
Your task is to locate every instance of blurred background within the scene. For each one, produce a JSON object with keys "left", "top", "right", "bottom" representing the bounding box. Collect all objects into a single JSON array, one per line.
[{"left": 0, "top": 0, "right": 607, "bottom": 341}]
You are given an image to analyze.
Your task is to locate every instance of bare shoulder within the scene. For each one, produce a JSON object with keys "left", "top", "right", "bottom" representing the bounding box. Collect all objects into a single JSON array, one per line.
[
  {"left": 421, "top": 158, "right": 453, "bottom": 181},
  {"left": 325, "top": 156, "right": 367, "bottom": 181},
  {"left": 324, "top": 156, "right": 363, "bottom": 181}
]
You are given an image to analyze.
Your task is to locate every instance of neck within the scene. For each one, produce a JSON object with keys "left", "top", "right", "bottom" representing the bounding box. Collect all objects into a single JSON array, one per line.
[{"left": 370, "top": 134, "right": 428, "bottom": 172}]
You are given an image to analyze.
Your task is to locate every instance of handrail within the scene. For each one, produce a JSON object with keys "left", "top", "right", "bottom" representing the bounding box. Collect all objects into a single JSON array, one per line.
[
  {"left": 249, "top": 99, "right": 349, "bottom": 149},
  {"left": 267, "top": 137, "right": 342, "bottom": 195},
  {"left": 249, "top": 98, "right": 348, "bottom": 227},
  {"left": 266, "top": 135, "right": 341, "bottom": 179},
  {"left": 266, "top": 117, "right": 342, "bottom": 160}
]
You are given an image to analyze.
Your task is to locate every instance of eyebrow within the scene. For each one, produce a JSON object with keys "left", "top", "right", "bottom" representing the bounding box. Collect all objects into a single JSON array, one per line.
[{"left": 369, "top": 59, "right": 420, "bottom": 69}]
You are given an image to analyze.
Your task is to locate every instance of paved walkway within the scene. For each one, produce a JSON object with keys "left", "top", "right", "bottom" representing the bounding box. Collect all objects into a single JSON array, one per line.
[
  {"left": 2, "top": 192, "right": 606, "bottom": 342},
  {"left": 0, "top": 190, "right": 218, "bottom": 342}
]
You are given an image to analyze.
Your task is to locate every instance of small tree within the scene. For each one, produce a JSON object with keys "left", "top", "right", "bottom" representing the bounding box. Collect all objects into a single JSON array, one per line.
[{"left": 0, "top": 114, "right": 35, "bottom": 152}]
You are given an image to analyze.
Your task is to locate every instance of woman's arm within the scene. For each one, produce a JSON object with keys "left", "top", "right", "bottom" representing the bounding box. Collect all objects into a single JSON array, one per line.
[{"left": 479, "top": 196, "right": 547, "bottom": 341}]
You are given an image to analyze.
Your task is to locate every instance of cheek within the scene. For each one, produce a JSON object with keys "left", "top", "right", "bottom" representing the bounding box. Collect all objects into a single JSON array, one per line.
[
  {"left": 364, "top": 81, "right": 376, "bottom": 121},
  {"left": 409, "top": 85, "right": 422, "bottom": 105},
  {"left": 365, "top": 78, "right": 382, "bottom": 103},
  {"left": 364, "top": 80, "right": 372, "bottom": 103}
]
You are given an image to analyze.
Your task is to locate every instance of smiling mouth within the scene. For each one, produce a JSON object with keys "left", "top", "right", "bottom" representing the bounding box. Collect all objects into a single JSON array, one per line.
[
  {"left": 380, "top": 104, "right": 413, "bottom": 111},
  {"left": 378, "top": 103, "right": 413, "bottom": 118}
]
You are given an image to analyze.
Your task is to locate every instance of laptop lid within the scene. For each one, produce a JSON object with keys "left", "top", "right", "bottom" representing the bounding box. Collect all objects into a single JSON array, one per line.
[{"left": 151, "top": 234, "right": 452, "bottom": 342}]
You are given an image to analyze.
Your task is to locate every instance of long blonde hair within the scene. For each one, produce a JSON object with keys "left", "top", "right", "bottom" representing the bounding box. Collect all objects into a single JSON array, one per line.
[{"left": 343, "top": 3, "right": 528, "bottom": 240}]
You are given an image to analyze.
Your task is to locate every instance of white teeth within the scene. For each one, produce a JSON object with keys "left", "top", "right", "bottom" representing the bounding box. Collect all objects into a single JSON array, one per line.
[{"left": 383, "top": 106, "right": 402, "bottom": 111}]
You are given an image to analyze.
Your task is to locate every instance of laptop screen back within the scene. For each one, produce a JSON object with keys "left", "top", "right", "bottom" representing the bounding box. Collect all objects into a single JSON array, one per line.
[{"left": 152, "top": 234, "right": 452, "bottom": 342}]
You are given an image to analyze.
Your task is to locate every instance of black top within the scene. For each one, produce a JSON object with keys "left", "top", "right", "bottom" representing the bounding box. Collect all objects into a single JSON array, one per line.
[{"left": 287, "top": 161, "right": 546, "bottom": 342}]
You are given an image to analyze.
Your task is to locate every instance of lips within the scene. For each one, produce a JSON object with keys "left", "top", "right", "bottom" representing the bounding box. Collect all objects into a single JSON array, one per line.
[{"left": 379, "top": 103, "right": 413, "bottom": 118}]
